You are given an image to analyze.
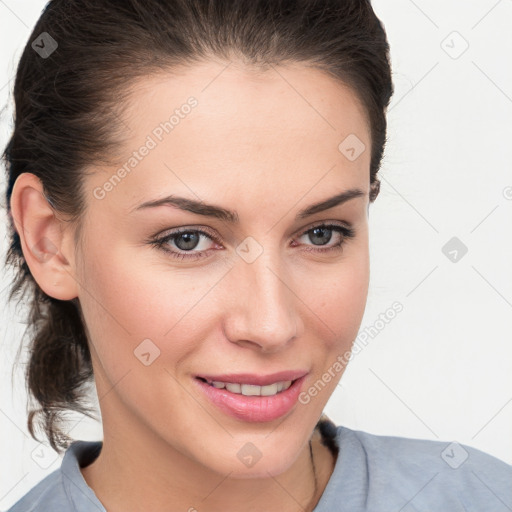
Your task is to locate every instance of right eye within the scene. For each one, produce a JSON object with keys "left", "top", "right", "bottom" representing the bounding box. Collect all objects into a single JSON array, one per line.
[{"left": 149, "top": 227, "right": 221, "bottom": 261}]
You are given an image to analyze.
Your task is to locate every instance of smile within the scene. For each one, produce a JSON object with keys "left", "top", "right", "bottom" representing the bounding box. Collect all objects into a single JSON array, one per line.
[
  {"left": 194, "top": 375, "right": 308, "bottom": 422},
  {"left": 198, "top": 378, "right": 294, "bottom": 396}
]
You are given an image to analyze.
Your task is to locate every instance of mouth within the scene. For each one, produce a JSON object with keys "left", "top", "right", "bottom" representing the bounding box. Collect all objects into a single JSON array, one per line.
[
  {"left": 196, "top": 376, "right": 298, "bottom": 397},
  {"left": 194, "top": 373, "right": 308, "bottom": 422}
]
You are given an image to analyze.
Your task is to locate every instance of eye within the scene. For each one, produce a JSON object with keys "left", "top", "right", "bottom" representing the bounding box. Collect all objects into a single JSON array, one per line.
[
  {"left": 149, "top": 222, "right": 355, "bottom": 261},
  {"left": 294, "top": 222, "right": 355, "bottom": 254},
  {"left": 149, "top": 227, "right": 219, "bottom": 261}
]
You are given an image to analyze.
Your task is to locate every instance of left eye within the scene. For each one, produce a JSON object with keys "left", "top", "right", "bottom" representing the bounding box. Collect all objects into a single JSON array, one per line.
[
  {"left": 150, "top": 222, "right": 355, "bottom": 261},
  {"left": 295, "top": 224, "right": 353, "bottom": 250}
]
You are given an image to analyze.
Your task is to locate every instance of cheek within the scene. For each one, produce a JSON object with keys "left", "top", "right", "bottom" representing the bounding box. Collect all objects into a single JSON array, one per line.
[
  {"left": 293, "top": 247, "right": 369, "bottom": 413},
  {"left": 298, "top": 244, "right": 369, "bottom": 408},
  {"left": 333, "top": 257, "right": 369, "bottom": 333},
  {"left": 76, "top": 242, "right": 200, "bottom": 373},
  {"left": 303, "top": 241, "right": 369, "bottom": 345}
]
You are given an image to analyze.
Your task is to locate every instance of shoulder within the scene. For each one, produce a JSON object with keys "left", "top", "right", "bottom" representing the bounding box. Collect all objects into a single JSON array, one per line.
[
  {"left": 7, "top": 441, "right": 104, "bottom": 512},
  {"left": 319, "top": 425, "right": 512, "bottom": 511},
  {"left": 343, "top": 425, "right": 512, "bottom": 474},
  {"left": 6, "top": 469, "right": 65, "bottom": 512}
]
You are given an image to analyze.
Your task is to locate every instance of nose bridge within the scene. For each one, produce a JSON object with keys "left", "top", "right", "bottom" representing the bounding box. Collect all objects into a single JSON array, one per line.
[{"left": 224, "top": 241, "right": 300, "bottom": 350}]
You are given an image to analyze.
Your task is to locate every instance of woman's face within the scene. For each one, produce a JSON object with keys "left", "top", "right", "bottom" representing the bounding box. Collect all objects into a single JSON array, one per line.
[{"left": 76, "top": 61, "right": 371, "bottom": 477}]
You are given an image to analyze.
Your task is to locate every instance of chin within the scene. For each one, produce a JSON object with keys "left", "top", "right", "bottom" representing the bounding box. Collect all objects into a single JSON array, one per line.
[
  {"left": 203, "top": 440, "right": 302, "bottom": 480},
  {"left": 225, "top": 459, "right": 294, "bottom": 480}
]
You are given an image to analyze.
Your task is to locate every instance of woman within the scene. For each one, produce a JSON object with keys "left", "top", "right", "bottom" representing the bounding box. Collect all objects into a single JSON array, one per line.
[{"left": 3, "top": 0, "right": 511, "bottom": 511}]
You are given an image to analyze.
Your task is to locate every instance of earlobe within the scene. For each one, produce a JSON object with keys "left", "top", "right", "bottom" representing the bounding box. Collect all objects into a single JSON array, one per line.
[{"left": 9, "top": 172, "right": 80, "bottom": 301}]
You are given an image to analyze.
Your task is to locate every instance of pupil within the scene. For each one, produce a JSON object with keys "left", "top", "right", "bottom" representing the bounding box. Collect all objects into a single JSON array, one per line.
[
  {"left": 310, "top": 227, "right": 332, "bottom": 246},
  {"left": 176, "top": 232, "right": 199, "bottom": 250}
]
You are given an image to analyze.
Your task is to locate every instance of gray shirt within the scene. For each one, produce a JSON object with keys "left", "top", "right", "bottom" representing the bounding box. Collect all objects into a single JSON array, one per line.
[{"left": 7, "top": 425, "right": 512, "bottom": 511}]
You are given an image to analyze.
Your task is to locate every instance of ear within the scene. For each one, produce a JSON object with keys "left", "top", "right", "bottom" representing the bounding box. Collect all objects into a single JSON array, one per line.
[
  {"left": 369, "top": 179, "right": 380, "bottom": 203},
  {"left": 9, "top": 172, "right": 80, "bottom": 301}
]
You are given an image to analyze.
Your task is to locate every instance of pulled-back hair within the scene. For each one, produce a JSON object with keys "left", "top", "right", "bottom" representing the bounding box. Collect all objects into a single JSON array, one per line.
[{"left": 2, "top": 0, "right": 393, "bottom": 452}]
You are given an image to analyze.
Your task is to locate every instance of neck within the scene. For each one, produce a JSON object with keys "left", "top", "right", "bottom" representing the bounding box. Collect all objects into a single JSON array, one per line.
[{"left": 81, "top": 412, "right": 335, "bottom": 512}]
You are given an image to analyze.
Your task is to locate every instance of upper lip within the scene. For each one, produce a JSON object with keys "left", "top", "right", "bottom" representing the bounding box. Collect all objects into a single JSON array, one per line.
[{"left": 196, "top": 370, "right": 308, "bottom": 386}]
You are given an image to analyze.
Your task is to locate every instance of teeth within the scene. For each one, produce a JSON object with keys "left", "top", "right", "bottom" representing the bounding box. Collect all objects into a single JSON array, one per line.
[
  {"left": 208, "top": 380, "right": 293, "bottom": 396},
  {"left": 225, "top": 382, "right": 241, "bottom": 394}
]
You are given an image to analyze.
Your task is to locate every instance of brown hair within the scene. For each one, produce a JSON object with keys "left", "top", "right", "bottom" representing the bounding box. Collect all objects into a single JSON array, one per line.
[{"left": 2, "top": 0, "right": 393, "bottom": 452}]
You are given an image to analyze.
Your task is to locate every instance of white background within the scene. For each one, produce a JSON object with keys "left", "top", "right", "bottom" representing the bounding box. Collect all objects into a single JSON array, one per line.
[{"left": 1, "top": 0, "right": 511, "bottom": 509}]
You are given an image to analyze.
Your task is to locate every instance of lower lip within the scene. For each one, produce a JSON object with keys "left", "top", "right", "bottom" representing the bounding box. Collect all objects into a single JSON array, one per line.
[{"left": 194, "top": 375, "right": 307, "bottom": 422}]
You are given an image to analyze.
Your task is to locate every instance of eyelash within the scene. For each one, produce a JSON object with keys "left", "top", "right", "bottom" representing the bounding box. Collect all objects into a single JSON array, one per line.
[{"left": 149, "top": 222, "right": 355, "bottom": 262}]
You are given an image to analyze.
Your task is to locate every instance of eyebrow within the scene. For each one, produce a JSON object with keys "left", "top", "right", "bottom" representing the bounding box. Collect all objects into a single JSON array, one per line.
[{"left": 131, "top": 188, "right": 365, "bottom": 222}]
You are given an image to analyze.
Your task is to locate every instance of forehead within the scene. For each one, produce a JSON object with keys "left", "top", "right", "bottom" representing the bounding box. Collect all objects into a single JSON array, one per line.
[{"left": 88, "top": 61, "right": 371, "bottom": 214}]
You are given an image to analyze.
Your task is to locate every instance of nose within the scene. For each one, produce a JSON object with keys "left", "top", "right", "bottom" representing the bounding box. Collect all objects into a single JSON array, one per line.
[{"left": 222, "top": 248, "right": 303, "bottom": 353}]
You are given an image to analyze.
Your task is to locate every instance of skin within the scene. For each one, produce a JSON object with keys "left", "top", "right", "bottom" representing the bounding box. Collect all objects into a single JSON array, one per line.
[{"left": 11, "top": 59, "right": 373, "bottom": 511}]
